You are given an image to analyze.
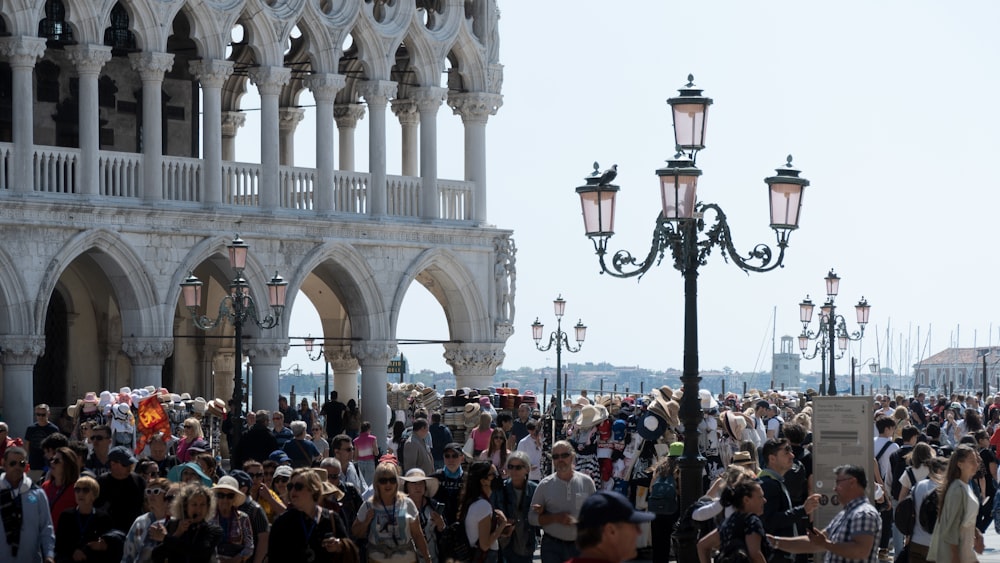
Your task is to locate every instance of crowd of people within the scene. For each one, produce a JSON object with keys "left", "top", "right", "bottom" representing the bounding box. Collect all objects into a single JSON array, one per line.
[{"left": 1, "top": 387, "right": 999, "bottom": 563}]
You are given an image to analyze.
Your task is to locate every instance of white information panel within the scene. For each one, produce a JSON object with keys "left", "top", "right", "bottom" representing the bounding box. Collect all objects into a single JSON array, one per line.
[{"left": 811, "top": 396, "right": 875, "bottom": 528}]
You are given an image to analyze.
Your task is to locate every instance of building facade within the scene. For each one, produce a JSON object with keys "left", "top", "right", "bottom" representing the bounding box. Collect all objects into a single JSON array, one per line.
[
  {"left": 771, "top": 335, "right": 801, "bottom": 390},
  {"left": 0, "top": 0, "right": 511, "bottom": 446}
]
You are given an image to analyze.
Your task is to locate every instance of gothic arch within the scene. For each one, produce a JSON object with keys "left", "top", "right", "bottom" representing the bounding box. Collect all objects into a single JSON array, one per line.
[
  {"left": 34, "top": 228, "right": 163, "bottom": 338},
  {"left": 179, "top": 0, "right": 243, "bottom": 59},
  {"left": 0, "top": 245, "right": 33, "bottom": 334},
  {"left": 391, "top": 248, "right": 488, "bottom": 343}
]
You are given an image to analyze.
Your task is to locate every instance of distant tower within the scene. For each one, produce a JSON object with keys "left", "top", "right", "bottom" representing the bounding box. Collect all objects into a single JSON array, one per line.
[{"left": 772, "top": 336, "right": 801, "bottom": 390}]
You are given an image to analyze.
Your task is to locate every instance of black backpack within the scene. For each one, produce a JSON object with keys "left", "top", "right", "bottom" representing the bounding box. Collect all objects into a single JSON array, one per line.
[
  {"left": 919, "top": 487, "right": 940, "bottom": 533},
  {"left": 673, "top": 497, "right": 715, "bottom": 542},
  {"left": 783, "top": 458, "right": 808, "bottom": 506},
  {"left": 893, "top": 468, "right": 917, "bottom": 535},
  {"left": 889, "top": 446, "right": 913, "bottom": 499},
  {"left": 647, "top": 474, "right": 679, "bottom": 515}
]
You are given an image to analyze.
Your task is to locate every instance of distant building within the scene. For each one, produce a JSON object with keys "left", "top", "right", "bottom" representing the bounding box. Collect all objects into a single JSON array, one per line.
[
  {"left": 913, "top": 346, "right": 1000, "bottom": 392},
  {"left": 772, "top": 336, "right": 801, "bottom": 390}
]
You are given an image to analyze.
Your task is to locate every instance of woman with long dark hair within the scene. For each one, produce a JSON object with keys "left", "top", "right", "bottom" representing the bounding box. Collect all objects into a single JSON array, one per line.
[
  {"left": 459, "top": 461, "right": 510, "bottom": 563},
  {"left": 478, "top": 428, "right": 510, "bottom": 481},
  {"left": 697, "top": 477, "right": 770, "bottom": 563},
  {"left": 928, "top": 444, "right": 984, "bottom": 563},
  {"left": 42, "top": 446, "right": 79, "bottom": 532}
]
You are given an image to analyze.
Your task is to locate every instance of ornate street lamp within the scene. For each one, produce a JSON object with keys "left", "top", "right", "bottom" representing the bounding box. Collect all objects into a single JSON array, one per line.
[
  {"left": 576, "top": 75, "right": 809, "bottom": 554},
  {"left": 531, "top": 295, "right": 586, "bottom": 431},
  {"left": 798, "top": 269, "right": 870, "bottom": 396},
  {"left": 798, "top": 297, "right": 847, "bottom": 396},
  {"left": 180, "top": 235, "right": 287, "bottom": 451}
]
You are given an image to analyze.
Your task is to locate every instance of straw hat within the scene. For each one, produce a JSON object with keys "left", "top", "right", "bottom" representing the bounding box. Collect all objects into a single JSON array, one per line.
[
  {"left": 311, "top": 468, "right": 345, "bottom": 500},
  {"left": 212, "top": 476, "right": 247, "bottom": 505},
  {"left": 398, "top": 468, "right": 439, "bottom": 498},
  {"left": 732, "top": 451, "right": 755, "bottom": 465},
  {"left": 699, "top": 389, "right": 718, "bottom": 410},
  {"left": 721, "top": 410, "right": 747, "bottom": 439},
  {"left": 577, "top": 404, "right": 608, "bottom": 429},
  {"left": 637, "top": 410, "right": 669, "bottom": 441}
]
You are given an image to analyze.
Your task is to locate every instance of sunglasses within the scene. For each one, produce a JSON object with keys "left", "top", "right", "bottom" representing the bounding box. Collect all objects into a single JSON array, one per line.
[
  {"left": 35, "top": 412, "right": 47, "bottom": 417},
  {"left": 339, "top": 447, "right": 355, "bottom": 452},
  {"left": 328, "top": 473, "right": 341, "bottom": 480},
  {"left": 273, "top": 477, "right": 289, "bottom": 484},
  {"left": 377, "top": 477, "right": 397, "bottom": 485},
  {"left": 551, "top": 453, "right": 572, "bottom": 460},
  {"left": 6, "top": 460, "right": 27, "bottom": 468},
  {"left": 215, "top": 492, "right": 236, "bottom": 500},
  {"left": 183, "top": 424, "right": 193, "bottom": 429},
  {"left": 289, "top": 482, "right": 307, "bottom": 491},
  {"left": 247, "top": 472, "right": 263, "bottom": 479},
  {"left": 443, "top": 453, "right": 461, "bottom": 459},
  {"left": 164, "top": 495, "right": 176, "bottom": 502},
  {"left": 146, "top": 488, "right": 166, "bottom": 496},
  {"left": 506, "top": 464, "right": 526, "bottom": 470}
]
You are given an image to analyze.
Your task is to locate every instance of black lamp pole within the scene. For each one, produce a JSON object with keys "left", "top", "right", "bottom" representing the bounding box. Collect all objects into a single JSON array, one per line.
[
  {"left": 797, "top": 270, "right": 870, "bottom": 396},
  {"left": 304, "top": 336, "right": 330, "bottom": 405},
  {"left": 532, "top": 296, "right": 586, "bottom": 435},
  {"left": 180, "top": 235, "right": 287, "bottom": 452},
  {"left": 575, "top": 75, "right": 809, "bottom": 559}
]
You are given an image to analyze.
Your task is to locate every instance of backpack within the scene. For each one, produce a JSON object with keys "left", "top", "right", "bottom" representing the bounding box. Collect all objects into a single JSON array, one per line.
[
  {"left": 647, "top": 474, "right": 679, "bottom": 515},
  {"left": 889, "top": 446, "right": 913, "bottom": 499},
  {"left": 673, "top": 497, "right": 715, "bottom": 543},
  {"left": 894, "top": 468, "right": 917, "bottom": 536},
  {"left": 439, "top": 521, "right": 474, "bottom": 562},
  {"left": 783, "top": 458, "right": 808, "bottom": 506},
  {"left": 919, "top": 487, "right": 939, "bottom": 533}
]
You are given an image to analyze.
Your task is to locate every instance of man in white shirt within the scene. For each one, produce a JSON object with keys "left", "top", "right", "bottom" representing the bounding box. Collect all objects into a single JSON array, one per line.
[
  {"left": 751, "top": 400, "right": 770, "bottom": 446},
  {"left": 516, "top": 420, "right": 544, "bottom": 481},
  {"left": 873, "top": 417, "right": 898, "bottom": 483},
  {"left": 766, "top": 404, "right": 785, "bottom": 440}
]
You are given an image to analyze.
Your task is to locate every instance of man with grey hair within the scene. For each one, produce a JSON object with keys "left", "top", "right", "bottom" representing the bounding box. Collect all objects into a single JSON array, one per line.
[
  {"left": 320, "top": 457, "right": 361, "bottom": 528},
  {"left": 529, "top": 440, "right": 596, "bottom": 563},
  {"left": 282, "top": 420, "right": 320, "bottom": 468}
]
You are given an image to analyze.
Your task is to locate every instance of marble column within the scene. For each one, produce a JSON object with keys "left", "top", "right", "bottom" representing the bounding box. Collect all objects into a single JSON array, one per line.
[
  {"left": 353, "top": 340, "right": 396, "bottom": 450},
  {"left": 66, "top": 44, "right": 112, "bottom": 197},
  {"left": 1, "top": 335, "right": 45, "bottom": 441},
  {"left": 278, "top": 107, "right": 305, "bottom": 166},
  {"left": 448, "top": 92, "right": 502, "bottom": 224},
  {"left": 444, "top": 342, "right": 505, "bottom": 390},
  {"left": 221, "top": 112, "right": 247, "bottom": 162},
  {"left": 333, "top": 104, "right": 365, "bottom": 172},
  {"left": 247, "top": 339, "right": 289, "bottom": 411},
  {"left": 129, "top": 52, "right": 175, "bottom": 203},
  {"left": 248, "top": 66, "right": 292, "bottom": 211},
  {"left": 390, "top": 99, "right": 419, "bottom": 177},
  {"left": 413, "top": 87, "right": 447, "bottom": 220},
  {"left": 328, "top": 346, "right": 360, "bottom": 405},
  {"left": 122, "top": 337, "right": 174, "bottom": 389},
  {"left": 357, "top": 80, "right": 397, "bottom": 217},
  {"left": 0, "top": 37, "right": 46, "bottom": 194},
  {"left": 304, "top": 74, "right": 345, "bottom": 213},
  {"left": 189, "top": 60, "right": 234, "bottom": 206}
]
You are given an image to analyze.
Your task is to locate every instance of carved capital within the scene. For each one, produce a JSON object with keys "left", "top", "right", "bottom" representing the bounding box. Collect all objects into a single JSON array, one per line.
[
  {"left": 334, "top": 104, "right": 366, "bottom": 128},
  {"left": 0, "top": 36, "right": 47, "bottom": 68},
  {"left": 443, "top": 342, "right": 505, "bottom": 377},
  {"left": 352, "top": 340, "right": 397, "bottom": 365},
  {"left": 279, "top": 107, "right": 306, "bottom": 132},
  {"left": 249, "top": 66, "right": 292, "bottom": 96},
  {"left": 246, "top": 339, "right": 290, "bottom": 362},
  {"left": 304, "top": 73, "right": 347, "bottom": 102},
  {"left": 494, "top": 322, "right": 514, "bottom": 341},
  {"left": 121, "top": 337, "right": 174, "bottom": 366},
  {"left": 357, "top": 80, "right": 397, "bottom": 108},
  {"left": 65, "top": 44, "right": 113, "bottom": 76},
  {"left": 0, "top": 334, "right": 45, "bottom": 365},
  {"left": 390, "top": 99, "right": 419, "bottom": 125},
  {"left": 411, "top": 86, "right": 447, "bottom": 114},
  {"left": 221, "top": 112, "right": 247, "bottom": 137},
  {"left": 448, "top": 92, "right": 503, "bottom": 124},
  {"left": 129, "top": 52, "right": 175, "bottom": 81},
  {"left": 328, "top": 346, "right": 360, "bottom": 373},
  {"left": 189, "top": 59, "right": 235, "bottom": 89}
]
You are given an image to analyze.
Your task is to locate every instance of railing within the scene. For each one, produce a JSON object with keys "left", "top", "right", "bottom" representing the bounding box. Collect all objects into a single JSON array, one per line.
[
  {"left": 439, "top": 179, "right": 474, "bottom": 220},
  {"left": 280, "top": 167, "right": 316, "bottom": 210},
  {"left": 223, "top": 162, "right": 260, "bottom": 207},
  {"left": 163, "top": 156, "right": 202, "bottom": 202},
  {"left": 99, "top": 152, "right": 141, "bottom": 198},
  {"left": 387, "top": 175, "right": 420, "bottom": 217},
  {"left": 11, "top": 146, "right": 476, "bottom": 223},
  {"left": 34, "top": 147, "right": 78, "bottom": 194}
]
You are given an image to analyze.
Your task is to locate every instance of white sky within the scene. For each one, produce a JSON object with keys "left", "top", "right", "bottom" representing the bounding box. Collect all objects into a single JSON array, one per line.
[{"left": 266, "top": 1, "right": 1000, "bottom": 380}]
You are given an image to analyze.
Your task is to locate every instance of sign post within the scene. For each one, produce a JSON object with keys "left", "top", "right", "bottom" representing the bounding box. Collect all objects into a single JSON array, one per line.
[{"left": 810, "top": 396, "right": 875, "bottom": 528}]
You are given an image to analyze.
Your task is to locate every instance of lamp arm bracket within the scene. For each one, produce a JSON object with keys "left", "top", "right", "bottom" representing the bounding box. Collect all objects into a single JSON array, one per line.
[
  {"left": 190, "top": 295, "right": 236, "bottom": 331},
  {"left": 598, "top": 213, "right": 676, "bottom": 279},
  {"left": 560, "top": 332, "right": 583, "bottom": 354},
  {"left": 698, "top": 203, "right": 789, "bottom": 274}
]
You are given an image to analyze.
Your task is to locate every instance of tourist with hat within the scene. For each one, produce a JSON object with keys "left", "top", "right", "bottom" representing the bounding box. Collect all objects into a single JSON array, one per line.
[
  {"left": 168, "top": 461, "right": 214, "bottom": 486},
  {"left": 432, "top": 442, "right": 466, "bottom": 524},
  {"left": 210, "top": 476, "right": 254, "bottom": 562},
  {"left": 566, "top": 490, "right": 654, "bottom": 563},
  {"left": 95, "top": 445, "right": 146, "bottom": 534},
  {"left": 529, "top": 440, "right": 597, "bottom": 563},
  {"left": 271, "top": 465, "right": 294, "bottom": 505},
  {"left": 353, "top": 462, "right": 431, "bottom": 563},
  {"left": 227, "top": 469, "right": 270, "bottom": 563},
  {"left": 400, "top": 468, "right": 444, "bottom": 563}
]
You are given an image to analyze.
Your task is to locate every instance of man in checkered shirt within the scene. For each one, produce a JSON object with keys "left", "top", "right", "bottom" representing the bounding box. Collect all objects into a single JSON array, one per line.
[{"left": 767, "top": 464, "right": 881, "bottom": 563}]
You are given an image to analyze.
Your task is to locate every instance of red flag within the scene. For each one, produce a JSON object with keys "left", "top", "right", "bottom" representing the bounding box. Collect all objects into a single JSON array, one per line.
[{"left": 135, "top": 395, "right": 171, "bottom": 454}]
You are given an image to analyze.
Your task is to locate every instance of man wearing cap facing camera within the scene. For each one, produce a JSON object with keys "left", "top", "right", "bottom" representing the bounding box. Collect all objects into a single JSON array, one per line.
[
  {"left": 96, "top": 446, "right": 146, "bottom": 534},
  {"left": 566, "top": 491, "right": 655, "bottom": 563}
]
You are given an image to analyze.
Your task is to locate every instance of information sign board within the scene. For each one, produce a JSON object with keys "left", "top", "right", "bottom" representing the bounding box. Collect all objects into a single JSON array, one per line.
[{"left": 810, "top": 396, "right": 874, "bottom": 528}]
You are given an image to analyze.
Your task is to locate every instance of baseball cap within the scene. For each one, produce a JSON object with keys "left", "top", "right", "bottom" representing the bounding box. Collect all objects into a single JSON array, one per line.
[
  {"left": 577, "top": 491, "right": 656, "bottom": 530},
  {"left": 443, "top": 442, "right": 463, "bottom": 455},
  {"left": 229, "top": 469, "right": 253, "bottom": 490},
  {"left": 668, "top": 442, "right": 684, "bottom": 457},
  {"left": 108, "top": 446, "right": 138, "bottom": 466},
  {"left": 269, "top": 450, "right": 291, "bottom": 464}
]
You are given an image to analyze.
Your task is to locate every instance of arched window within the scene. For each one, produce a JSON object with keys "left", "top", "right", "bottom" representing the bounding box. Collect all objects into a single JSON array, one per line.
[
  {"left": 39, "top": 0, "right": 74, "bottom": 43},
  {"left": 104, "top": 3, "right": 136, "bottom": 51}
]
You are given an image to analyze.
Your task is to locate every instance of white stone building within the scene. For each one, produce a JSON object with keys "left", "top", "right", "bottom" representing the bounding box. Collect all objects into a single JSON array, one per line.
[{"left": 0, "top": 0, "right": 512, "bottom": 446}]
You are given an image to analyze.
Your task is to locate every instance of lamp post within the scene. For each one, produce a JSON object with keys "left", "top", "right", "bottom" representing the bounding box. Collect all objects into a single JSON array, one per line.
[
  {"left": 531, "top": 295, "right": 586, "bottom": 432},
  {"left": 180, "top": 235, "right": 288, "bottom": 452},
  {"left": 304, "top": 335, "right": 330, "bottom": 407},
  {"left": 797, "top": 298, "right": 844, "bottom": 396},
  {"left": 574, "top": 74, "right": 809, "bottom": 545},
  {"left": 797, "top": 270, "right": 870, "bottom": 396}
]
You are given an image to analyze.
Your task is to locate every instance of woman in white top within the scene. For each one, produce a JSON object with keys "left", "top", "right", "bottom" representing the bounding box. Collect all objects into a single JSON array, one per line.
[
  {"left": 906, "top": 457, "right": 945, "bottom": 563},
  {"left": 460, "top": 461, "right": 510, "bottom": 563},
  {"left": 897, "top": 443, "right": 936, "bottom": 502}
]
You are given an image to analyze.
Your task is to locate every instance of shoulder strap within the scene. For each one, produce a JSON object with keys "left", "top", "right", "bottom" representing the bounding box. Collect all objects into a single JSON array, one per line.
[
  {"left": 906, "top": 468, "right": 915, "bottom": 491},
  {"left": 876, "top": 441, "right": 893, "bottom": 462}
]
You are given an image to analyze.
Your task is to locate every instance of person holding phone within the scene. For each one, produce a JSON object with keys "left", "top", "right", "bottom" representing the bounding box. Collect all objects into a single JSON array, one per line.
[
  {"left": 149, "top": 482, "right": 224, "bottom": 563},
  {"left": 269, "top": 468, "right": 357, "bottom": 563}
]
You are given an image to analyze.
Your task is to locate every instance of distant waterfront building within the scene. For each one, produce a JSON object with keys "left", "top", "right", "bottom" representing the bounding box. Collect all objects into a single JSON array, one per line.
[
  {"left": 771, "top": 336, "right": 801, "bottom": 390},
  {"left": 913, "top": 346, "right": 1000, "bottom": 392}
]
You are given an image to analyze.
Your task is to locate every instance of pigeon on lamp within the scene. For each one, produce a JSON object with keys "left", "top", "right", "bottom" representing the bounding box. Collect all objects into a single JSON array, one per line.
[{"left": 598, "top": 164, "right": 618, "bottom": 185}]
